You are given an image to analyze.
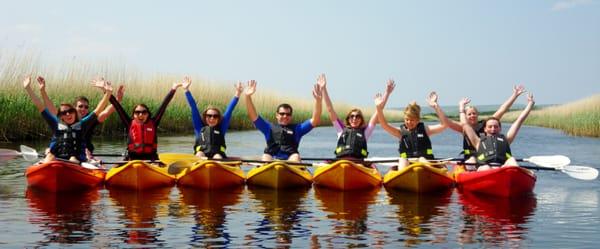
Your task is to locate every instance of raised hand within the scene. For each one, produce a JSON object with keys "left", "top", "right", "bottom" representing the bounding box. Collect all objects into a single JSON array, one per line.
[
  {"left": 36, "top": 76, "right": 46, "bottom": 91},
  {"left": 172, "top": 81, "right": 183, "bottom": 90},
  {"left": 527, "top": 92, "right": 535, "bottom": 105},
  {"left": 116, "top": 85, "right": 125, "bottom": 101},
  {"left": 91, "top": 77, "right": 107, "bottom": 89},
  {"left": 316, "top": 73, "right": 327, "bottom": 90},
  {"left": 234, "top": 81, "right": 244, "bottom": 97},
  {"left": 245, "top": 80, "right": 257, "bottom": 96},
  {"left": 374, "top": 93, "right": 384, "bottom": 109},
  {"left": 459, "top": 97, "right": 471, "bottom": 110},
  {"left": 23, "top": 75, "right": 32, "bottom": 89},
  {"left": 103, "top": 81, "right": 113, "bottom": 92},
  {"left": 514, "top": 85, "right": 526, "bottom": 96},
  {"left": 312, "top": 83, "right": 322, "bottom": 100},
  {"left": 427, "top": 91, "right": 439, "bottom": 108},
  {"left": 386, "top": 79, "right": 395, "bottom": 94},
  {"left": 182, "top": 76, "right": 192, "bottom": 90}
]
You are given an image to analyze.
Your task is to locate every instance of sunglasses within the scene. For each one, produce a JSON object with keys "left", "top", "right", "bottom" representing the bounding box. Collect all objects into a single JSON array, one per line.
[
  {"left": 349, "top": 114, "right": 363, "bottom": 119},
  {"left": 206, "top": 114, "right": 220, "bottom": 119},
  {"left": 278, "top": 112, "right": 292, "bottom": 117},
  {"left": 77, "top": 105, "right": 89, "bottom": 109},
  {"left": 58, "top": 109, "right": 76, "bottom": 116},
  {"left": 134, "top": 110, "right": 149, "bottom": 115}
]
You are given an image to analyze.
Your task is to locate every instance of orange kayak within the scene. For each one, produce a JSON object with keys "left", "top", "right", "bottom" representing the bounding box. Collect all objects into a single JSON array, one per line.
[
  {"left": 25, "top": 161, "right": 105, "bottom": 192},
  {"left": 313, "top": 160, "right": 382, "bottom": 190},
  {"left": 105, "top": 160, "right": 175, "bottom": 190},
  {"left": 454, "top": 165, "right": 536, "bottom": 197},
  {"left": 176, "top": 160, "right": 245, "bottom": 189}
]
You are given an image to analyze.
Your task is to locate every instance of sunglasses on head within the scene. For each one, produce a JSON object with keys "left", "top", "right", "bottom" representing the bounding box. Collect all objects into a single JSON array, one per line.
[
  {"left": 77, "top": 105, "right": 89, "bottom": 109},
  {"left": 58, "top": 109, "right": 76, "bottom": 116},
  {"left": 134, "top": 110, "right": 149, "bottom": 115},
  {"left": 349, "top": 114, "right": 362, "bottom": 119},
  {"left": 206, "top": 114, "right": 220, "bottom": 119},
  {"left": 278, "top": 112, "right": 292, "bottom": 117}
]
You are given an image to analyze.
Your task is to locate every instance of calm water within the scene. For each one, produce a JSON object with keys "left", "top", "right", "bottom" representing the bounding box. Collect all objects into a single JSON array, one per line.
[{"left": 1, "top": 124, "right": 599, "bottom": 248}]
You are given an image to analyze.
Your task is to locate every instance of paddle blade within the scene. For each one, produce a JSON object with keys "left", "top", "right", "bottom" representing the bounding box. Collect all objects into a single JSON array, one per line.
[
  {"left": 0, "top": 149, "right": 21, "bottom": 161},
  {"left": 524, "top": 155, "right": 571, "bottom": 168},
  {"left": 20, "top": 145, "right": 40, "bottom": 161},
  {"left": 81, "top": 162, "right": 101, "bottom": 170},
  {"left": 561, "top": 165, "right": 599, "bottom": 181},
  {"left": 168, "top": 160, "right": 193, "bottom": 175},
  {"left": 159, "top": 153, "right": 199, "bottom": 165}
]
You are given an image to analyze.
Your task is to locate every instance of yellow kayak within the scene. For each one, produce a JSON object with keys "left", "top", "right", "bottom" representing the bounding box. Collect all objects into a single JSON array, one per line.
[
  {"left": 383, "top": 162, "right": 454, "bottom": 193},
  {"left": 313, "top": 160, "right": 382, "bottom": 190},
  {"left": 245, "top": 161, "right": 312, "bottom": 189},
  {"left": 105, "top": 160, "right": 176, "bottom": 190},
  {"left": 176, "top": 160, "right": 245, "bottom": 189}
]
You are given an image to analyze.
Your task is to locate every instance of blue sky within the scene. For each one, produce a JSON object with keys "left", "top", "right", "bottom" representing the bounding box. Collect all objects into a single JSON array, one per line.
[{"left": 1, "top": 0, "right": 598, "bottom": 107}]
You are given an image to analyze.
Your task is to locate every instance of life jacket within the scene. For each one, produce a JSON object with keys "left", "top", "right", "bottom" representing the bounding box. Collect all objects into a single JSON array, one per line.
[
  {"left": 398, "top": 122, "right": 434, "bottom": 159},
  {"left": 50, "top": 122, "right": 86, "bottom": 161},
  {"left": 476, "top": 134, "right": 512, "bottom": 164},
  {"left": 463, "top": 120, "right": 484, "bottom": 157},
  {"left": 264, "top": 124, "right": 298, "bottom": 155},
  {"left": 335, "top": 127, "right": 368, "bottom": 158},
  {"left": 127, "top": 119, "right": 157, "bottom": 155},
  {"left": 194, "top": 126, "right": 227, "bottom": 157}
]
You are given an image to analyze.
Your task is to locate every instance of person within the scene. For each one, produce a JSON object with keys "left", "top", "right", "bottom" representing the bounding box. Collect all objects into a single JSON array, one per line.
[
  {"left": 23, "top": 75, "right": 113, "bottom": 163},
  {"left": 182, "top": 76, "right": 243, "bottom": 159},
  {"left": 319, "top": 74, "right": 395, "bottom": 159},
  {"left": 447, "top": 85, "right": 526, "bottom": 159},
  {"left": 374, "top": 89, "right": 450, "bottom": 169},
  {"left": 244, "top": 79, "right": 322, "bottom": 162},
  {"left": 110, "top": 79, "right": 184, "bottom": 161},
  {"left": 35, "top": 76, "right": 124, "bottom": 161},
  {"left": 462, "top": 93, "right": 535, "bottom": 171}
]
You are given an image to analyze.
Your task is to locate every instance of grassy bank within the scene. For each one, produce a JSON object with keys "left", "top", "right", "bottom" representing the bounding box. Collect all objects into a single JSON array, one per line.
[
  {"left": 502, "top": 94, "right": 600, "bottom": 137},
  {"left": 0, "top": 54, "right": 403, "bottom": 142}
]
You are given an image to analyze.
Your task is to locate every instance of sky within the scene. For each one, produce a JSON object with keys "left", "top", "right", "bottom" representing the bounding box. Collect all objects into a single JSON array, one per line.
[{"left": 1, "top": 0, "right": 599, "bottom": 107}]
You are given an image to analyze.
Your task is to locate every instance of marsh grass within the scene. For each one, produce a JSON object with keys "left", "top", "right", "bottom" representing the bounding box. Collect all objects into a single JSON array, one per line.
[
  {"left": 0, "top": 54, "right": 403, "bottom": 142},
  {"left": 503, "top": 94, "right": 600, "bottom": 137}
]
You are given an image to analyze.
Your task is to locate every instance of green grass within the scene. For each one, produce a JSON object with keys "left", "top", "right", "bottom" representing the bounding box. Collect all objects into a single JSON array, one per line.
[{"left": 0, "top": 54, "right": 404, "bottom": 142}]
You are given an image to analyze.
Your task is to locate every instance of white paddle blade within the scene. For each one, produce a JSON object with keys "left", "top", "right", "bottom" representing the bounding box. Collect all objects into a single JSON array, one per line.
[
  {"left": 561, "top": 165, "right": 599, "bottom": 181},
  {"left": 81, "top": 162, "right": 100, "bottom": 170},
  {"left": 0, "top": 149, "right": 21, "bottom": 157},
  {"left": 20, "top": 145, "right": 40, "bottom": 161},
  {"left": 524, "top": 155, "right": 571, "bottom": 168}
]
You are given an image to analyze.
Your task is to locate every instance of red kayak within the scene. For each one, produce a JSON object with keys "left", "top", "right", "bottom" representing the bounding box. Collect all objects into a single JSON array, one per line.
[
  {"left": 454, "top": 165, "right": 536, "bottom": 197},
  {"left": 26, "top": 161, "right": 105, "bottom": 192}
]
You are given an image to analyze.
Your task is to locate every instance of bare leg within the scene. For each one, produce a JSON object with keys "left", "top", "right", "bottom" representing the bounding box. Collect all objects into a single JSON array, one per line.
[
  {"left": 195, "top": 151, "right": 208, "bottom": 160},
  {"left": 477, "top": 165, "right": 491, "bottom": 171},
  {"left": 465, "top": 156, "right": 477, "bottom": 171},
  {"left": 213, "top": 153, "right": 223, "bottom": 160},
  {"left": 261, "top": 153, "right": 273, "bottom": 161},
  {"left": 397, "top": 158, "right": 410, "bottom": 170},
  {"left": 288, "top": 153, "right": 300, "bottom": 162},
  {"left": 504, "top": 157, "right": 519, "bottom": 167}
]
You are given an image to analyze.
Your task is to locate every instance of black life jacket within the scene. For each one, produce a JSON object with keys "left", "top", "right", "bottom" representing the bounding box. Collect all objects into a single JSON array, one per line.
[
  {"left": 335, "top": 127, "right": 368, "bottom": 158},
  {"left": 194, "top": 126, "right": 227, "bottom": 157},
  {"left": 127, "top": 119, "right": 157, "bottom": 155},
  {"left": 463, "top": 120, "right": 484, "bottom": 158},
  {"left": 83, "top": 118, "right": 99, "bottom": 153},
  {"left": 476, "top": 134, "right": 512, "bottom": 164},
  {"left": 398, "top": 122, "right": 434, "bottom": 159},
  {"left": 264, "top": 124, "right": 298, "bottom": 155},
  {"left": 50, "top": 122, "right": 86, "bottom": 161}
]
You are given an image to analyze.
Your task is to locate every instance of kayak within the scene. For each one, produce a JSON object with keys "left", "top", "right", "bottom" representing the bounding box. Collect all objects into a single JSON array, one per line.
[
  {"left": 312, "top": 160, "right": 382, "bottom": 190},
  {"left": 314, "top": 186, "right": 379, "bottom": 220},
  {"left": 454, "top": 165, "right": 536, "bottom": 197},
  {"left": 459, "top": 190, "right": 537, "bottom": 224},
  {"left": 105, "top": 160, "right": 176, "bottom": 190},
  {"left": 176, "top": 160, "right": 245, "bottom": 189},
  {"left": 25, "top": 160, "right": 105, "bottom": 192},
  {"left": 383, "top": 162, "right": 454, "bottom": 193},
  {"left": 245, "top": 161, "right": 312, "bottom": 189}
]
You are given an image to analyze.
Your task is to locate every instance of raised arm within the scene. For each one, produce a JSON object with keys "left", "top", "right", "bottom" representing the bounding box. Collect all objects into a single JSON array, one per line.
[
  {"left": 369, "top": 79, "right": 395, "bottom": 126},
  {"left": 90, "top": 79, "right": 113, "bottom": 115},
  {"left": 97, "top": 85, "right": 124, "bottom": 123},
  {"left": 425, "top": 91, "right": 449, "bottom": 136},
  {"left": 23, "top": 76, "right": 45, "bottom": 112},
  {"left": 36, "top": 76, "right": 57, "bottom": 115},
  {"left": 244, "top": 80, "right": 259, "bottom": 122},
  {"left": 506, "top": 93, "right": 534, "bottom": 144},
  {"left": 448, "top": 97, "right": 471, "bottom": 132},
  {"left": 318, "top": 74, "right": 339, "bottom": 124},
  {"left": 221, "top": 82, "right": 243, "bottom": 132},
  {"left": 374, "top": 93, "right": 401, "bottom": 138},
  {"left": 462, "top": 122, "right": 480, "bottom": 149},
  {"left": 493, "top": 85, "right": 525, "bottom": 119},
  {"left": 153, "top": 81, "right": 182, "bottom": 126},
  {"left": 183, "top": 76, "right": 203, "bottom": 136},
  {"left": 310, "top": 83, "right": 323, "bottom": 127}
]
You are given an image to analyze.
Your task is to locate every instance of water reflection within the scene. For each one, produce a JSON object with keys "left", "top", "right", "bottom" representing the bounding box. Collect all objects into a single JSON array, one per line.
[
  {"left": 26, "top": 187, "right": 100, "bottom": 246},
  {"left": 313, "top": 187, "right": 379, "bottom": 247},
  {"left": 108, "top": 187, "right": 172, "bottom": 246},
  {"left": 246, "top": 186, "right": 310, "bottom": 247},
  {"left": 178, "top": 186, "right": 243, "bottom": 247},
  {"left": 458, "top": 191, "right": 537, "bottom": 248},
  {"left": 387, "top": 188, "right": 453, "bottom": 246}
]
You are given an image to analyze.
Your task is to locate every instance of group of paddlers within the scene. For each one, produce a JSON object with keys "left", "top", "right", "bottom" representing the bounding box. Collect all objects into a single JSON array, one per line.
[{"left": 23, "top": 74, "right": 534, "bottom": 171}]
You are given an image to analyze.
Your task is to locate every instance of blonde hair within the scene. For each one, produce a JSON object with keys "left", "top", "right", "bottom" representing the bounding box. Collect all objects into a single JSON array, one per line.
[{"left": 404, "top": 101, "right": 421, "bottom": 120}]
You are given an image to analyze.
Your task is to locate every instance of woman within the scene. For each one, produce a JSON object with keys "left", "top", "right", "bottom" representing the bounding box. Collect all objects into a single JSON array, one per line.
[
  {"left": 23, "top": 76, "right": 112, "bottom": 163},
  {"left": 110, "top": 79, "right": 183, "bottom": 161},
  {"left": 374, "top": 89, "right": 450, "bottom": 169},
  {"left": 319, "top": 74, "right": 395, "bottom": 159},
  {"left": 182, "top": 76, "right": 243, "bottom": 159},
  {"left": 448, "top": 85, "right": 526, "bottom": 159},
  {"left": 462, "top": 93, "right": 535, "bottom": 171}
]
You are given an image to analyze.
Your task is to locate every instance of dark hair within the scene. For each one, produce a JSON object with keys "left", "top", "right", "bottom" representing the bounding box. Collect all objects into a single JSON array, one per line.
[
  {"left": 344, "top": 108, "right": 364, "bottom": 127},
  {"left": 484, "top": 117, "right": 501, "bottom": 128},
  {"left": 74, "top": 96, "right": 89, "bottom": 104},
  {"left": 58, "top": 103, "right": 79, "bottom": 123},
  {"left": 131, "top": 104, "right": 152, "bottom": 117},
  {"left": 276, "top": 103, "right": 293, "bottom": 114},
  {"left": 202, "top": 106, "right": 222, "bottom": 124}
]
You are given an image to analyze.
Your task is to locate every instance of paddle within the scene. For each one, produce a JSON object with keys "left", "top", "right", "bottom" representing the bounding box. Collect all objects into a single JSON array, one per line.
[
  {"left": 366, "top": 155, "right": 572, "bottom": 168},
  {"left": 5, "top": 145, "right": 103, "bottom": 170}
]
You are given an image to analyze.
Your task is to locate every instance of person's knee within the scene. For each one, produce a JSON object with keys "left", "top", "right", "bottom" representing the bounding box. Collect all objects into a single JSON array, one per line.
[
  {"left": 288, "top": 153, "right": 300, "bottom": 162},
  {"left": 262, "top": 154, "right": 273, "bottom": 161}
]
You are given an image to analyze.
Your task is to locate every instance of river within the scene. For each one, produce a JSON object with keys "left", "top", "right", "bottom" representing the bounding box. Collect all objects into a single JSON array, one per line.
[{"left": 0, "top": 124, "right": 599, "bottom": 248}]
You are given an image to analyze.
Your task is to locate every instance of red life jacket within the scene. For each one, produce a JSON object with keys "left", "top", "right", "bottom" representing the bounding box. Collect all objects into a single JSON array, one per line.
[{"left": 127, "top": 119, "right": 157, "bottom": 154}]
